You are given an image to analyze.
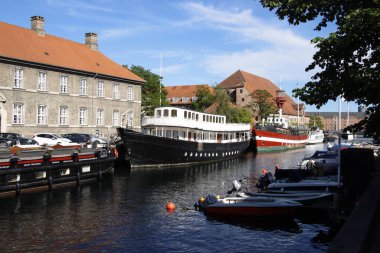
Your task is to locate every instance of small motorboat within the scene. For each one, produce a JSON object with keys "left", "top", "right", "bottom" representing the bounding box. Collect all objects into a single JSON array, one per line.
[{"left": 199, "top": 194, "right": 301, "bottom": 218}]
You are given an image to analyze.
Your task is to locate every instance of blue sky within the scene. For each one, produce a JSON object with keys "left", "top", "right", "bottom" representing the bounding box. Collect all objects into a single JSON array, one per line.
[{"left": 1, "top": 0, "right": 356, "bottom": 112}]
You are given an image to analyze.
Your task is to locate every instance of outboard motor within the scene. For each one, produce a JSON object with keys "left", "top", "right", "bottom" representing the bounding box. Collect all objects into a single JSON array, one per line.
[{"left": 256, "top": 172, "right": 275, "bottom": 191}]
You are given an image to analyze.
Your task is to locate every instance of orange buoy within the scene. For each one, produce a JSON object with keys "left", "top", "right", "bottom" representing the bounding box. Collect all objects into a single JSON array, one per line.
[
  {"left": 166, "top": 201, "right": 176, "bottom": 212},
  {"left": 261, "top": 169, "right": 268, "bottom": 175}
]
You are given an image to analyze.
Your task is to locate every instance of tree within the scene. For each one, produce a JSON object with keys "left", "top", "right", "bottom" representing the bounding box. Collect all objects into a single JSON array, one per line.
[
  {"left": 260, "top": 0, "right": 380, "bottom": 137},
  {"left": 190, "top": 86, "right": 216, "bottom": 112},
  {"left": 249, "top": 89, "right": 277, "bottom": 124},
  {"left": 308, "top": 115, "right": 324, "bottom": 129},
  {"left": 128, "top": 65, "right": 169, "bottom": 116}
]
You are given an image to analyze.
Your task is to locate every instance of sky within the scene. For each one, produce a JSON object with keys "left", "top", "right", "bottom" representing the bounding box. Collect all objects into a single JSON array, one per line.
[{"left": 0, "top": 0, "right": 357, "bottom": 112}]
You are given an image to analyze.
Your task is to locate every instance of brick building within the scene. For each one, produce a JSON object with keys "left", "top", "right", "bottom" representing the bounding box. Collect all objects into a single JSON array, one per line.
[
  {"left": 307, "top": 112, "right": 366, "bottom": 131},
  {"left": 218, "top": 70, "right": 309, "bottom": 127},
  {"left": 0, "top": 16, "right": 145, "bottom": 138},
  {"left": 165, "top": 84, "right": 212, "bottom": 109}
]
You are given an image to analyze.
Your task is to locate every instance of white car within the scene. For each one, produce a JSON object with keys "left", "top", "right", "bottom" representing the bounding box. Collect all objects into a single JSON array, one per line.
[{"left": 33, "top": 133, "right": 73, "bottom": 146}]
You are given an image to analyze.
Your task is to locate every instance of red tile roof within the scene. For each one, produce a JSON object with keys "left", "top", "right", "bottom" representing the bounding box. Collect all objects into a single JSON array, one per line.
[
  {"left": 0, "top": 21, "right": 145, "bottom": 83},
  {"left": 218, "top": 70, "right": 298, "bottom": 116},
  {"left": 165, "top": 84, "right": 211, "bottom": 105}
]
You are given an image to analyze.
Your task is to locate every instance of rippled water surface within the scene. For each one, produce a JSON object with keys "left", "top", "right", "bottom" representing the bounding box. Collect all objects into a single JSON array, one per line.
[{"left": 0, "top": 144, "right": 332, "bottom": 252}]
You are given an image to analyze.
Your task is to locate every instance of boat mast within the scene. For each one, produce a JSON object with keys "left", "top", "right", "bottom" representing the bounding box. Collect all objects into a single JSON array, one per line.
[
  {"left": 297, "top": 82, "right": 299, "bottom": 130},
  {"left": 338, "top": 96, "right": 342, "bottom": 187},
  {"left": 159, "top": 52, "right": 163, "bottom": 107}
]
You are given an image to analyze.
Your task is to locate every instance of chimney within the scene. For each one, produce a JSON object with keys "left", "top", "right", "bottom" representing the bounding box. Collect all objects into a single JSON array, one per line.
[
  {"left": 31, "top": 16, "right": 45, "bottom": 36},
  {"left": 85, "top": 33, "right": 98, "bottom": 50}
]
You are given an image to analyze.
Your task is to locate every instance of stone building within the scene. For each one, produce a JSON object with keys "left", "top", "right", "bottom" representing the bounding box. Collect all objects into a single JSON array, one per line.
[
  {"left": 218, "top": 70, "right": 309, "bottom": 127},
  {"left": 307, "top": 112, "right": 366, "bottom": 131},
  {"left": 0, "top": 16, "right": 145, "bottom": 138}
]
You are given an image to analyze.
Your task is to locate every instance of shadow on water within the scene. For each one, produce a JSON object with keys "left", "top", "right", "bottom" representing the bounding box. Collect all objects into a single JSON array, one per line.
[{"left": 206, "top": 216, "right": 302, "bottom": 233}]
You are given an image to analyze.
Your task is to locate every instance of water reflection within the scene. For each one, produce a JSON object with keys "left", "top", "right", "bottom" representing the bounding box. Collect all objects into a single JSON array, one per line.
[{"left": 0, "top": 144, "right": 331, "bottom": 252}]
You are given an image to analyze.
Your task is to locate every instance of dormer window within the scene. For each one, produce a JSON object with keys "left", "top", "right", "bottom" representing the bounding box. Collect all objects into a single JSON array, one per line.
[
  {"left": 192, "top": 96, "right": 197, "bottom": 101},
  {"left": 182, "top": 97, "right": 189, "bottom": 102}
]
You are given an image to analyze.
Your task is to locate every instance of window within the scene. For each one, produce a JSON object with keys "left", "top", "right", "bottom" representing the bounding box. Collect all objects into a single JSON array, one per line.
[
  {"left": 79, "top": 108, "right": 87, "bottom": 125},
  {"left": 59, "top": 106, "right": 68, "bottom": 125},
  {"left": 171, "top": 110, "right": 177, "bottom": 117},
  {"left": 60, "top": 76, "right": 68, "bottom": 93},
  {"left": 157, "top": 110, "right": 161, "bottom": 117},
  {"left": 126, "top": 111, "right": 133, "bottom": 128},
  {"left": 38, "top": 72, "right": 47, "bottom": 91},
  {"left": 96, "top": 108, "right": 104, "bottom": 125},
  {"left": 240, "top": 88, "right": 243, "bottom": 93},
  {"left": 242, "top": 98, "right": 245, "bottom": 102},
  {"left": 192, "top": 96, "right": 197, "bottom": 101},
  {"left": 97, "top": 81, "right": 104, "bottom": 97},
  {"left": 182, "top": 97, "right": 188, "bottom": 102},
  {"left": 112, "top": 110, "right": 120, "bottom": 126},
  {"left": 113, "top": 83, "right": 120, "bottom": 99},
  {"left": 80, "top": 79, "right": 87, "bottom": 95},
  {"left": 14, "top": 68, "right": 23, "bottom": 88},
  {"left": 37, "top": 105, "right": 47, "bottom": 124},
  {"left": 164, "top": 109, "right": 169, "bottom": 117},
  {"left": 13, "top": 103, "right": 23, "bottom": 124},
  {"left": 128, "top": 86, "right": 133, "bottom": 100}
]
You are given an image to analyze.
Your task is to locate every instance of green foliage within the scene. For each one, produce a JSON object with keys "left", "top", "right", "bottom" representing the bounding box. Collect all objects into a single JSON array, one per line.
[
  {"left": 249, "top": 89, "right": 277, "bottom": 123},
  {"left": 308, "top": 115, "right": 324, "bottom": 129},
  {"left": 190, "top": 86, "right": 216, "bottom": 112},
  {"left": 260, "top": 0, "right": 380, "bottom": 137},
  {"left": 213, "top": 89, "right": 252, "bottom": 123},
  {"left": 128, "top": 65, "right": 169, "bottom": 116}
]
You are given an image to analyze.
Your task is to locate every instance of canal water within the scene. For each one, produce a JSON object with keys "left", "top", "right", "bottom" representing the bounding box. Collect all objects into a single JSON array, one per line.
[{"left": 0, "top": 144, "right": 333, "bottom": 252}]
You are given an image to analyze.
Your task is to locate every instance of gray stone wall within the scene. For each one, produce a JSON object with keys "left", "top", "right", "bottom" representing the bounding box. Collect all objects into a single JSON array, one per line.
[{"left": 0, "top": 62, "right": 142, "bottom": 138}]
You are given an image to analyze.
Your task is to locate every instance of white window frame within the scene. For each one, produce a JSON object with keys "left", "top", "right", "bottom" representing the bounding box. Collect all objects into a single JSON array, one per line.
[
  {"left": 80, "top": 79, "right": 87, "bottom": 95},
  {"left": 79, "top": 107, "right": 87, "bottom": 126},
  {"left": 127, "top": 85, "right": 133, "bottom": 101},
  {"left": 37, "top": 105, "right": 47, "bottom": 124},
  {"left": 60, "top": 75, "right": 68, "bottom": 93},
  {"left": 97, "top": 81, "right": 104, "bottom": 97},
  {"left": 112, "top": 110, "right": 120, "bottom": 126},
  {"left": 14, "top": 68, "right": 23, "bottom": 88},
  {"left": 38, "top": 72, "right": 47, "bottom": 91},
  {"left": 96, "top": 108, "right": 104, "bottom": 125},
  {"left": 13, "top": 103, "right": 23, "bottom": 124},
  {"left": 59, "top": 106, "right": 68, "bottom": 125},
  {"left": 113, "top": 83, "right": 120, "bottom": 99},
  {"left": 126, "top": 111, "right": 133, "bottom": 128}
]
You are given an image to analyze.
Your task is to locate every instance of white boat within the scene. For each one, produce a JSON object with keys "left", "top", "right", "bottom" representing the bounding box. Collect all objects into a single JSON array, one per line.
[
  {"left": 265, "top": 178, "right": 339, "bottom": 193},
  {"left": 237, "top": 191, "right": 333, "bottom": 206},
  {"left": 306, "top": 127, "right": 324, "bottom": 145},
  {"left": 200, "top": 194, "right": 301, "bottom": 218},
  {"left": 117, "top": 107, "right": 251, "bottom": 168}
]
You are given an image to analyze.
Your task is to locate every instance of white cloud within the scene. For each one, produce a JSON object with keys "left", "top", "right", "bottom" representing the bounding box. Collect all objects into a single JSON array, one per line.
[{"left": 177, "top": 2, "right": 316, "bottom": 83}]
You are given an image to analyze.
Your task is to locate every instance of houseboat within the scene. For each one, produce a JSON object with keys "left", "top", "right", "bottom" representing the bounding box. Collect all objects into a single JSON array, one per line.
[
  {"left": 0, "top": 144, "right": 115, "bottom": 197},
  {"left": 116, "top": 107, "right": 251, "bottom": 169}
]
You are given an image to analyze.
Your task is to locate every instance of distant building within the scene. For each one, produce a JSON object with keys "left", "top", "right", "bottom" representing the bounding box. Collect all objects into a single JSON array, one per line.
[
  {"left": 218, "top": 70, "right": 308, "bottom": 127},
  {"left": 307, "top": 112, "right": 366, "bottom": 131},
  {"left": 165, "top": 84, "right": 212, "bottom": 109},
  {"left": 0, "top": 16, "right": 145, "bottom": 137}
]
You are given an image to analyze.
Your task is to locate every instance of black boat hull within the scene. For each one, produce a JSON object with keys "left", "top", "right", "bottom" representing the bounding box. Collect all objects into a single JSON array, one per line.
[{"left": 117, "top": 128, "right": 250, "bottom": 168}]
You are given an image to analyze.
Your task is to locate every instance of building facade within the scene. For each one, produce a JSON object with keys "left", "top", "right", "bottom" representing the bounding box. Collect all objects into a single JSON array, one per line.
[
  {"left": 165, "top": 84, "right": 211, "bottom": 109},
  {"left": 307, "top": 112, "right": 366, "bottom": 131},
  {"left": 218, "top": 70, "right": 309, "bottom": 127},
  {"left": 0, "top": 16, "right": 145, "bottom": 138}
]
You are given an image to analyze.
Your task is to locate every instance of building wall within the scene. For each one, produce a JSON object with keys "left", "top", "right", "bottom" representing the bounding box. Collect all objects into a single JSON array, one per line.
[{"left": 0, "top": 62, "right": 141, "bottom": 138}]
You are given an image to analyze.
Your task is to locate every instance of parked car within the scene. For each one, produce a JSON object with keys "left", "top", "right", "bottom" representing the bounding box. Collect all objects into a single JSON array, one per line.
[
  {"left": 0, "top": 137, "right": 15, "bottom": 148},
  {"left": 0, "top": 132, "right": 21, "bottom": 146},
  {"left": 61, "top": 133, "right": 92, "bottom": 145},
  {"left": 33, "top": 133, "right": 73, "bottom": 146},
  {"left": 90, "top": 134, "right": 108, "bottom": 145},
  {"left": 18, "top": 137, "right": 39, "bottom": 146}
]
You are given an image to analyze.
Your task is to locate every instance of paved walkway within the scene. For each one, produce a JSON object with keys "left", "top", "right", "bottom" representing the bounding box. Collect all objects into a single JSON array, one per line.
[{"left": 328, "top": 158, "right": 380, "bottom": 253}]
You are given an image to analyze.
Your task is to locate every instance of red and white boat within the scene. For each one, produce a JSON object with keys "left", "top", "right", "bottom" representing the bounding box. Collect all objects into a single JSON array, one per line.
[{"left": 251, "top": 89, "right": 308, "bottom": 152}]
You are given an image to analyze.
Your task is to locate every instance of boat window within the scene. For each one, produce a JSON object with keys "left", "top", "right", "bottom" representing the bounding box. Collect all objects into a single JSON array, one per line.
[
  {"left": 192, "top": 113, "right": 195, "bottom": 120},
  {"left": 184, "top": 111, "right": 187, "bottom": 118},
  {"left": 171, "top": 110, "right": 177, "bottom": 117},
  {"left": 206, "top": 115, "right": 209, "bottom": 122},
  {"left": 164, "top": 109, "right": 169, "bottom": 117},
  {"left": 157, "top": 110, "right": 161, "bottom": 117},
  {"left": 196, "top": 114, "right": 199, "bottom": 121},
  {"left": 166, "top": 130, "right": 172, "bottom": 138},
  {"left": 173, "top": 130, "right": 179, "bottom": 139},
  {"left": 213, "top": 116, "right": 215, "bottom": 123},
  {"left": 203, "top": 115, "right": 205, "bottom": 121}
]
